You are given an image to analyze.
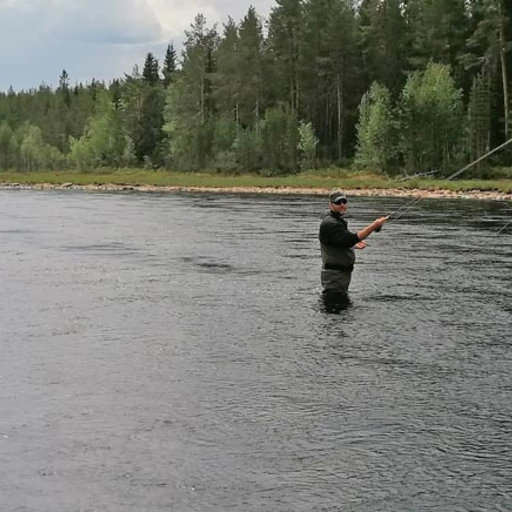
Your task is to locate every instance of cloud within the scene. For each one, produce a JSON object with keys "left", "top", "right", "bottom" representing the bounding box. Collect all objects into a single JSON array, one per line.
[
  {"left": 148, "top": 0, "right": 219, "bottom": 37},
  {"left": 0, "top": 0, "right": 163, "bottom": 45},
  {"left": 146, "top": 0, "right": 275, "bottom": 41},
  {"left": 0, "top": 0, "right": 276, "bottom": 91}
]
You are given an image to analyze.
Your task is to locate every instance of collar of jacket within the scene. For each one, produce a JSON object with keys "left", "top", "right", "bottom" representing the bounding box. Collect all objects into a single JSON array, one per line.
[{"left": 330, "top": 211, "right": 345, "bottom": 220}]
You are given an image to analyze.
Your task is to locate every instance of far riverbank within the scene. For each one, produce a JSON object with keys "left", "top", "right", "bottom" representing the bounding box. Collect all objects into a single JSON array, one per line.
[
  {"left": 1, "top": 181, "right": 511, "bottom": 201},
  {"left": 1, "top": 170, "right": 511, "bottom": 201}
]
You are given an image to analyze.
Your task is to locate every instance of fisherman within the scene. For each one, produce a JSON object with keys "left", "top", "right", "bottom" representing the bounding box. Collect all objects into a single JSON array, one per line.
[{"left": 319, "top": 190, "right": 388, "bottom": 297}]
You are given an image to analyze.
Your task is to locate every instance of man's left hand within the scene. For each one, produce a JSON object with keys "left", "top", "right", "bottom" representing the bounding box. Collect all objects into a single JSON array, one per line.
[{"left": 354, "top": 241, "right": 367, "bottom": 250}]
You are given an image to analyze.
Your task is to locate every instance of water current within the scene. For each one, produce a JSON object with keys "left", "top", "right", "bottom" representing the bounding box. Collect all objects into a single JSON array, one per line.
[{"left": 0, "top": 189, "right": 511, "bottom": 512}]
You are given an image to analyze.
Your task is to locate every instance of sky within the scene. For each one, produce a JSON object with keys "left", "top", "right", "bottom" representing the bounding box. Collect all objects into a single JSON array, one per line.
[{"left": 0, "top": 0, "right": 276, "bottom": 92}]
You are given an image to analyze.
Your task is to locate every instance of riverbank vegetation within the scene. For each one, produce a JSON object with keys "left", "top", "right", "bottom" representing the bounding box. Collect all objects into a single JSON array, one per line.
[
  {"left": 1, "top": 169, "right": 511, "bottom": 194},
  {"left": 1, "top": 0, "right": 511, "bottom": 179}
]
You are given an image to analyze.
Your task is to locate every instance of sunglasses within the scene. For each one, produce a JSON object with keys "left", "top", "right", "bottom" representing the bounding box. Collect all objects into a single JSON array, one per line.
[{"left": 333, "top": 198, "right": 347, "bottom": 205}]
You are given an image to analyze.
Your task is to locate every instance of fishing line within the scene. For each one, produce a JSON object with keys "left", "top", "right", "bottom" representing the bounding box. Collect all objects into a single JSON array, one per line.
[
  {"left": 496, "top": 218, "right": 512, "bottom": 235},
  {"left": 382, "top": 138, "right": 512, "bottom": 231}
]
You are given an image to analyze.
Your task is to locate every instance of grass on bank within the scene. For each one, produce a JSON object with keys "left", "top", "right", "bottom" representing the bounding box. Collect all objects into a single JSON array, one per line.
[{"left": 1, "top": 168, "right": 511, "bottom": 193}]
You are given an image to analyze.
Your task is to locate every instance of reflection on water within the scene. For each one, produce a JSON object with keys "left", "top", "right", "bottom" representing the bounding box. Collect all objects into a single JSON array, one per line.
[{"left": 0, "top": 190, "right": 511, "bottom": 512}]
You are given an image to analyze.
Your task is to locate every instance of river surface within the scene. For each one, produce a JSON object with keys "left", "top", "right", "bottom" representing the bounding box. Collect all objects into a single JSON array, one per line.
[{"left": 0, "top": 190, "right": 511, "bottom": 512}]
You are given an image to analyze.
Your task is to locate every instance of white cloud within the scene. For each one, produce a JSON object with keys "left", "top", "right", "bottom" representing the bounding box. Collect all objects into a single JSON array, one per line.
[
  {"left": 0, "top": 0, "right": 276, "bottom": 91},
  {"left": 1, "top": 0, "right": 163, "bottom": 45},
  {"left": 146, "top": 0, "right": 275, "bottom": 41},
  {"left": 148, "top": 0, "right": 219, "bottom": 37}
]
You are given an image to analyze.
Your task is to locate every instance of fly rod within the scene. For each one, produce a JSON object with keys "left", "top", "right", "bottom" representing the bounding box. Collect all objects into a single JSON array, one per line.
[
  {"left": 381, "top": 138, "right": 512, "bottom": 228},
  {"left": 496, "top": 218, "right": 512, "bottom": 235}
]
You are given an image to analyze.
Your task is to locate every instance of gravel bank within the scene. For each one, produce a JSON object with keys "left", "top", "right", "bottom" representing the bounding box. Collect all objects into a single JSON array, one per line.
[{"left": 1, "top": 181, "right": 511, "bottom": 201}]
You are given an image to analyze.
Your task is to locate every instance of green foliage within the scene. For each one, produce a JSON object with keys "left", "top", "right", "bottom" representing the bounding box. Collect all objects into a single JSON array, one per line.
[
  {"left": 0, "top": 121, "right": 16, "bottom": 169},
  {"left": 19, "top": 124, "right": 64, "bottom": 171},
  {"left": 162, "top": 44, "right": 177, "bottom": 87},
  {"left": 399, "top": 62, "right": 464, "bottom": 174},
  {"left": 163, "top": 78, "right": 213, "bottom": 170},
  {"left": 355, "top": 82, "right": 398, "bottom": 172},
  {"left": 211, "top": 117, "right": 238, "bottom": 171},
  {"left": 122, "top": 66, "right": 166, "bottom": 166},
  {"left": 212, "top": 17, "right": 241, "bottom": 123},
  {"left": 261, "top": 104, "right": 300, "bottom": 173},
  {"left": 297, "top": 120, "right": 318, "bottom": 171},
  {"left": 407, "top": 0, "right": 470, "bottom": 83},
  {"left": 267, "top": 0, "right": 303, "bottom": 111},
  {"left": 232, "top": 128, "right": 263, "bottom": 172},
  {"left": 467, "top": 70, "right": 491, "bottom": 167},
  {"left": 69, "top": 91, "right": 132, "bottom": 170},
  {"left": 142, "top": 53, "right": 160, "bottom": 86},
  {"left": 359, "top": 0, "right": 409, "bottom": 94}
]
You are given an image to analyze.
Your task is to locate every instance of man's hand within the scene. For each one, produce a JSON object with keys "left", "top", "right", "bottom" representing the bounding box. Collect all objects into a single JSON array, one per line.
[
  {"left": 374, "top": 216, "right": 390, "bottom": 229},
  {"left": 354, "top": 241, "right": 367, "bottom": 250},
  {"left": 357, "top": 215, "right": 390, "bottom": 241},
  {"left": 373, "top": 215, "right": 390, "bottom": 232}
]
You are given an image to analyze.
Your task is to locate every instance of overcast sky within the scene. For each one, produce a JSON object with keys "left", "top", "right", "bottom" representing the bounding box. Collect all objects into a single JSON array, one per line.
[{"left": 0, "top": 0, "right": 275, "bottom": 92}]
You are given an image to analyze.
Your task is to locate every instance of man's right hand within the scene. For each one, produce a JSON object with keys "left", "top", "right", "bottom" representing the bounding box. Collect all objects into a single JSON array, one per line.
[
  {"left": 373, "top": 216, "right": 389, "bottom": 231},
  {"left": 357, "top": 216, "right": 390, "bottom": 241}
]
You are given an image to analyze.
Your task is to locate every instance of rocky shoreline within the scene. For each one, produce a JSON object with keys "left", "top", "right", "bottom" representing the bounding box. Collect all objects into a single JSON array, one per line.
[{"left": 1, "top": 181, "right": 511, "bottom": 201}]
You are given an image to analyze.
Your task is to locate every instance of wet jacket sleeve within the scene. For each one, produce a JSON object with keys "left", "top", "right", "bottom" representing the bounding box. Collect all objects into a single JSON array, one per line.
[{"left": 319, "top": 219, "right": 360, "bottom": 249}]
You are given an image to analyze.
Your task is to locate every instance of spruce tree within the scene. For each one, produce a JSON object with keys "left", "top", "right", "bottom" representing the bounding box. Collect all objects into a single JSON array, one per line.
[
  {"left": 358, "top": 0, "right": 409, "bottom": 94},
  {"left": 213, "top": 17, "right": 240, "bottom": 124},
  {"left": 162, "top": 14, "right": 219, "bottom": 169},
  {"left": 467, "top": 70, "right": 491, "bottom": 168},
  {"left": 465, "top": 0, "right": 511, "bottom": 141},
  {"left": 238, "top": 7, "right": 265, "bottom": 128},
  {"left": 267, "top": 0, "right": 303, "bottom": 112},
  {"left": 162, "top": 44, "right": 177, "bottom": 87},
  {"left": 407, "top": 0, "right": 470, "bottom": 86},
  {"left": 142, "top": 53, "right": 161, "bottom": 86}
]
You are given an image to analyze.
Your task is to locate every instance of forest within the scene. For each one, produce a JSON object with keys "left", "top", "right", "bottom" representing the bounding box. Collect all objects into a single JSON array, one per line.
[{"left": 0, "top": 0, "right": 511, "bottom": 178}]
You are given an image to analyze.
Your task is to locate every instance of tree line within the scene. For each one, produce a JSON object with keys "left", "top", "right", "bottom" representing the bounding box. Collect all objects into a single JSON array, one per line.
[{"left": 0, "top": 0, "right": 511, "bottom": 177}]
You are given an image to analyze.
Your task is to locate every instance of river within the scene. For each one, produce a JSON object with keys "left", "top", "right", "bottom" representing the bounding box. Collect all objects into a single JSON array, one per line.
[{"left": 0, "top": 190, "right": 511, "bottom": 511}]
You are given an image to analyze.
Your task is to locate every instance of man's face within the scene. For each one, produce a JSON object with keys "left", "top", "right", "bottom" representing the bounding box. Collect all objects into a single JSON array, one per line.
[{"left": 331, "top": 198, "right": 348, "bottom": 213}]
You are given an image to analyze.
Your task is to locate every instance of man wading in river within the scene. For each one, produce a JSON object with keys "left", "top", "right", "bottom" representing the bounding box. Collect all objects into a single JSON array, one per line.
[{"left": 319, "top": 190, "right": 389, "bottom": 297}]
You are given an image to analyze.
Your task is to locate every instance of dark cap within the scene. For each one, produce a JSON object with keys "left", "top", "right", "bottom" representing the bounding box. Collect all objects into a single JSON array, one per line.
[{"left": 329, "top": 190, "right": 347, "bottom": 204}]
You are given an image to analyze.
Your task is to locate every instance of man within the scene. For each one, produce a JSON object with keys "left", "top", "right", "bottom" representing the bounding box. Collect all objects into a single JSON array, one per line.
[{"left": 319, "top": 190, "right": 388, "bottom": 296}]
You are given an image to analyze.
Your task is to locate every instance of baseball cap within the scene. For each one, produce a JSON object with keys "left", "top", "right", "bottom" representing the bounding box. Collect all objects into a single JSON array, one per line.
[{"left": 329, "top": 190, "right": 347, "bottom": 204}]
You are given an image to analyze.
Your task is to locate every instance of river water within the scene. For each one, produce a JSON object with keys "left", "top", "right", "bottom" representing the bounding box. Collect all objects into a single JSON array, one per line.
[{"left": 0, "top": 189, "right": 511, "bottom": 512}]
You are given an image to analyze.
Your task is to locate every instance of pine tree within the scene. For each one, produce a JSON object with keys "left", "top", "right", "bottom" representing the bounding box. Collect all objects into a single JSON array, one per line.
[
  {"left": 213, "top": 17, "right": 241, "bottom": 123},
  {"left": 0, "top": 121, "right": 14, "bottom": 169},
  {"left": 142, "top": 53, "right": 161, "bottom": 86},
  {"left": 162, "top": 14, "right": 219, "bottom": 169},
  {"left": 467, "top": 70, "right": 491, "bottom": 167},
  {"left": 238, "top": 7, "right": 265, "bottom": 128},
  {"left": 58, "top": 69, "right": 71, "bottom": 106},
  {"left": 162, "top": 44, "right": 177, "bottom": 87},
  {"left": 267, "top": 0, "right": 303, "bottom": 112},
  {"left": 358, "top": 0, "right": 409, "bottom": 94},
  {"left": 299, "top": 0, "right": 360, "bottom": 161},
  {"left": 407, "top": 0, "right": 470, "bottom": 85},
  {"left": 55, "top": 69, "right": 73, "bottom": 152},
  {"left": 122, "top": 65, "right": 165, "bottom": 165},
  {"left": 465, "top": 0, "right": 511, "bottom": 140},
  {"left": 69, "top": 90, "right": 128, "bottom": 169}
]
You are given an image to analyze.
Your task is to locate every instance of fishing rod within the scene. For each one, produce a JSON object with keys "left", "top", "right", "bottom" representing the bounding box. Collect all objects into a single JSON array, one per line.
[
  {"left": 496, "top": 218, "right": 512, "bottom": 235},
  {"left": 381, "top": 137, "right": 512, "bottom": 229}
]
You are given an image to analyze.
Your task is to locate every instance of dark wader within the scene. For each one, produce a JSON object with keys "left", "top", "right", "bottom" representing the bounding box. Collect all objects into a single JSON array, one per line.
[
  {"left": 321, "top": 268, "right": 352, "bottom": 295},
  {"left": 320, "top": 267, "right": 353, "bottom": 312}
]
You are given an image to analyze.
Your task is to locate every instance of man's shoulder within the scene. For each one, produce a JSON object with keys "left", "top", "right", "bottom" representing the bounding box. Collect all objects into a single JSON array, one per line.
[{"left": 320, "top": 211, "right": 346, "bottom": 226}]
